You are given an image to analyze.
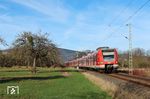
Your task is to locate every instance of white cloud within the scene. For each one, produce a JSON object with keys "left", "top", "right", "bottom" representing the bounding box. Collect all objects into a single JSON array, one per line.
[
  {"left": 61, "top": 1, "right": 150, "bottom": 50},
  {"left": 12, "top": 0, "right": 70, "bottom": 22},
  {"left": 0, "top": 13, "right": 41, "bottom": 48},
  {"left": 1, "top": 0, "right": 150, "bottom": 50},
  {"left": 63, "top": 5, "right": 115, "bottom": 41},
  {"left": 0, "top": 13, "right": 14, "bottom": 23},
  {"left": 0, "top": 4, "right": 8, "bottom": 10}
]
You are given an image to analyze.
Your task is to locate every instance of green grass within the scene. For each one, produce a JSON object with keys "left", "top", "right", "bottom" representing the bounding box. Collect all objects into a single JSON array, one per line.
[{"left": 0, "top": 67, "right": 111, "bottom": 99}]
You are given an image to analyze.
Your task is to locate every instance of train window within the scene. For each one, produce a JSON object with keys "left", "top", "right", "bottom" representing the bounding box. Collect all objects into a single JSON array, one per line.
[
  {"left": 103, "top": 55, "right": 114, "bottom": 61},
  {"left": 103, "top": 51, "right": 114, "bottom": 61}
]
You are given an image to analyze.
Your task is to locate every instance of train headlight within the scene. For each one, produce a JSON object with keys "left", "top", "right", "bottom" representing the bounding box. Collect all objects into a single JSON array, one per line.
[{"left": 100, "top": 62, "right": 103, "bottom": 64}]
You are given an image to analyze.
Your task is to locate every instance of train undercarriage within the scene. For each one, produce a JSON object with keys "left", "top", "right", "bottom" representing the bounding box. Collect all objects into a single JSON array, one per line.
[{"left": 75, "top": 64, "right": 118, "bottom": 73}]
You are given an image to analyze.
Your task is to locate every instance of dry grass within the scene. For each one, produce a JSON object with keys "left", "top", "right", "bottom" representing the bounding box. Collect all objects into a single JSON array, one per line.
[
  {"left": 82, "top": 72, "right": 150, "bottom": 99},
  {"left": 82, "top": 72, "right": 118, "bottom": 97},
  {"left": 141, "top": 68, "right": 150, "bottom": 77},
  {"left": 119, "top": 68, "right": 150, "bottom": 77}
]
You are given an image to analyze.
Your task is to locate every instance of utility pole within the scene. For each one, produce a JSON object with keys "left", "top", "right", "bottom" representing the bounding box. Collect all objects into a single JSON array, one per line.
[
  {"left": 126, "top": 24, "right": 133, "bottom": 75},
  {"left": 76, "top": 52, "right": 79, "bottom": 69}
]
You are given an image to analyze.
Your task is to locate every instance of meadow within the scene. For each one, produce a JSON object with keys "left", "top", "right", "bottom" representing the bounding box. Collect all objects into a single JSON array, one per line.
[{"left": 0, "top": 67, "right": 111, "bottom": 99}]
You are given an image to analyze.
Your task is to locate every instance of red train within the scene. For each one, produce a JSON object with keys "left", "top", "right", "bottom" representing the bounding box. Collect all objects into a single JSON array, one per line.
[{"left": 65, "top": 47, "right": 118, "bottom": 73}]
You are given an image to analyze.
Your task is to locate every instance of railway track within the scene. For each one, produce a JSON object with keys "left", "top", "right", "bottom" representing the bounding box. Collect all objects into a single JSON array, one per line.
[
  {"left": 108, "top": 73, "right": 150, "bottom": 87},
  {"left": 82, "top": 69, "right": 150, "bottom": 88}
]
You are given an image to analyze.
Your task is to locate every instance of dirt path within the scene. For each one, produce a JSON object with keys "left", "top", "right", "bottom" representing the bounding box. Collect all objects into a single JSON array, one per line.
[{"left": 62, "top": 72, "right": 70, "bottom": 77}]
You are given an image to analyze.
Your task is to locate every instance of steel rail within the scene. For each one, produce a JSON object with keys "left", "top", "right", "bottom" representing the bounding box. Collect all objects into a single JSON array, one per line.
[{"left": 108, "top": 73, "right": 150, "bottom": 88}]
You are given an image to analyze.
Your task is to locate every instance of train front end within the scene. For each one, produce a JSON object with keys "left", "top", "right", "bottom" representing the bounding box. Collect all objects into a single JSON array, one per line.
[{"left": 96, "top": 48, "right": 118, "bottom": 73}]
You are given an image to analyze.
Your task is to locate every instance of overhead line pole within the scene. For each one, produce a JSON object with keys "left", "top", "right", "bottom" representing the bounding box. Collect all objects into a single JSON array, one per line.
[
  {"left": 126, "top": 24, "right": 133, "bottom": 75},
  {"left": 103, "top": 0, "right": 150, "bottom": 42},
  {"left": 76, "top": 52, "right": 79, "bottom": 69}
]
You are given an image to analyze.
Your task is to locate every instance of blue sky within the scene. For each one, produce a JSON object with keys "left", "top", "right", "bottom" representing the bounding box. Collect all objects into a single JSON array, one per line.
[{"left": 0, "top": 0, "right": 150, "bottom": 51}]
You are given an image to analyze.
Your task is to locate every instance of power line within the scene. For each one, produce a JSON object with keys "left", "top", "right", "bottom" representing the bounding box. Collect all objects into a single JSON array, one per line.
[
  {"left": 103, "top": 0, "right": 134, "bottom": 41},
  {"left": 108, "top": 0, "right": 134, "bottom": 26},
  {"left": 123, "top": 0, "right": 150, "bottom": 24},
  {"left": 102, "top": 0, "right": 134, "bottom": 41},
  {"left": 101, "top": 0, "right": 134, "bottom": 40},
  {"left": 103, "top": 0, "right": 150, "bottom": 41}
]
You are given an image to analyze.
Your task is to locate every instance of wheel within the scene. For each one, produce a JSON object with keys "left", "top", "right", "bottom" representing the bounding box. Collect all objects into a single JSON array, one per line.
[
  {"left": 104, "top": 65, "right": 108, "bottom": 73},
  {"left": 105, "top": 65, "right": 113, "bottom": 73}
]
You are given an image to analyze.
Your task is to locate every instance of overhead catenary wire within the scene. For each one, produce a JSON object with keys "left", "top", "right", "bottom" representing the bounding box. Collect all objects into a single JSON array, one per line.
[
  {"left": 108, "top": 0, "right": 134, "bottom": 26},
  {"left": 104, "top": 0, "right": 134, "bottom": 38},
  {"left": 123, "top": 0, "right": 150, "bottom": 24},
  {"left": 102, "top": 0, "right": 134, "bottom": 41},
  {"left": 103, "top": 0, "right": 150, "bottom": 41}
]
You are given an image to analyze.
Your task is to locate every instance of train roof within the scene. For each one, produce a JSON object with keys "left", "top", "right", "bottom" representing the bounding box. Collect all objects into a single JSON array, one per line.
[
  {"left": 96, "top": 47, "right": 109, "bottom": 50},
  {"left": 102, "top": 48, "right": 115, "bottom": 51},
  {"left": 97, "top": 47, "right": 116, "bottom": 51}
]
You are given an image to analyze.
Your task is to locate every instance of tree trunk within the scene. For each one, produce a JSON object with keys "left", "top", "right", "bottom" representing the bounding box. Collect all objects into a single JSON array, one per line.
[
  {"left": 27, "top": 60, "right": 30, "bottom": 68},
  {"left": 32, "top": 57, "right": 36, "bottom": 74}
]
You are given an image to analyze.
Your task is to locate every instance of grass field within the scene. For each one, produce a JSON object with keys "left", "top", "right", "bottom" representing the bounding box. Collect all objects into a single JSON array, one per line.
[{"left": 0, "top": 67, "right": 111, "bottom": 99}]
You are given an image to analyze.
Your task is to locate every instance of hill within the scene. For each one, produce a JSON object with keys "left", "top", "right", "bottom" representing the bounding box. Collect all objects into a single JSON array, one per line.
[
  {"left": 1, "top": 48, "right": 78, "bottom": 63},
  {"left": 58, "top": 48, "right": 78, "bottom": 62}
]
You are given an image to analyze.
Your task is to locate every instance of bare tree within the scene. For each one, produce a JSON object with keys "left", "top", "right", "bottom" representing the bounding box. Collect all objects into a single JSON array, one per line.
[
  {"left": 0, "top": 37, "right": 7, "bottom": 46},
  {"left": 13, "top": 31, "right": 60, "bottom": 73}
]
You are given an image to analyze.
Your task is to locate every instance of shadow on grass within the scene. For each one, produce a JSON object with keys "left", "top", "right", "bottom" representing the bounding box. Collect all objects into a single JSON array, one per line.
[
  {"left": 49, "top": 69, "right": 86, "bottom": 73},
  {"left": 0, "top": 70, "right": 29, "bottom": 72},
  {"left": 68, "top": 92, "right": 110, "bottom": 99},
  {"left": 0, "top": 75, "right": 66, "bottom": 83}
]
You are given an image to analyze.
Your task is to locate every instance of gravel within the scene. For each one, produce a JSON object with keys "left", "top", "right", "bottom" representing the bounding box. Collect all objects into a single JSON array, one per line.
[{"left": 83, "top": 71, "right": 150, "bottom": 99}]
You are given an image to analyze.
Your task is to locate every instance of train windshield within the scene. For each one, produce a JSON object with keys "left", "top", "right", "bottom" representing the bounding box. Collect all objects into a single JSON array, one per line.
[{"left": 102, "top": 50, "right": 114, "bottom": 61}]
